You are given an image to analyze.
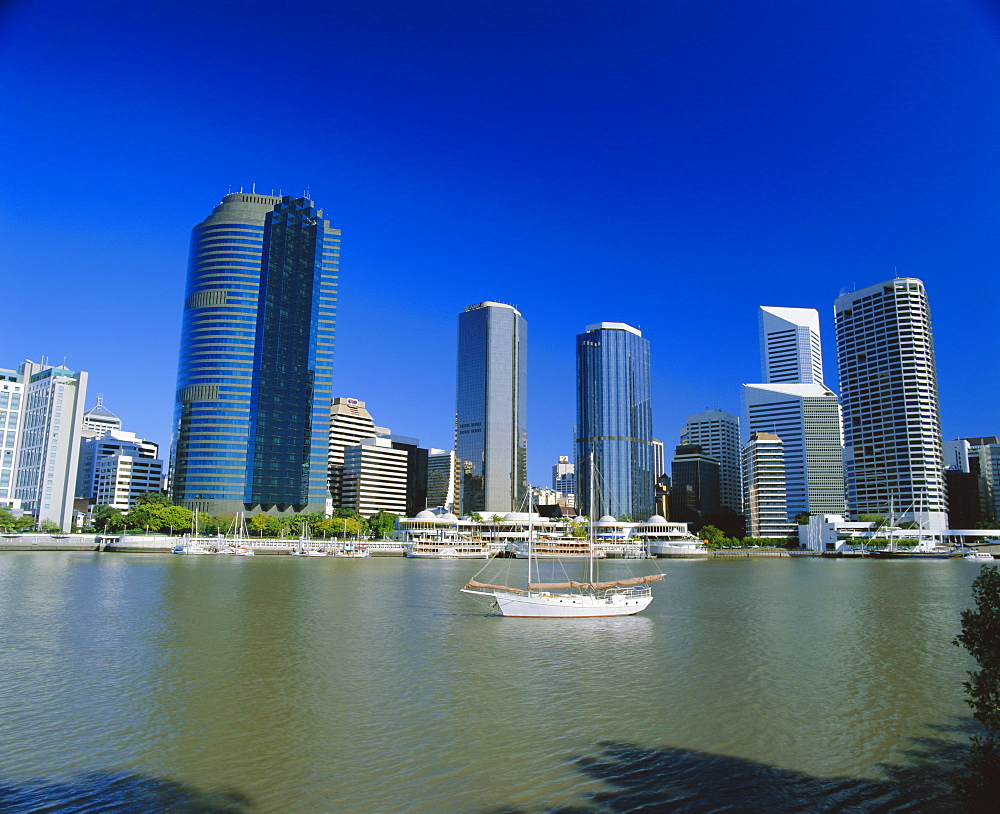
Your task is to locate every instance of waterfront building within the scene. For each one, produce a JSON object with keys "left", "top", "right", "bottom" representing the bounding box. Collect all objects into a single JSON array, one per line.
[
  {"left": 759, "top": 306, "right": 824, "bottom": 385},
  {"left": 0, "top": 368, "right": 25, "bottom": 510},
  {"left": 742, "top": 431, "right": 796, "bottom": 539},
  {"left": 13, "top": 360, "right": 88, "bottom": 531},
  {"left": 742, "top": 384, "right": 845, "bottom": 518},
  {"left": 669, "top": 444, "right": 720, "bottom": 526},
  {"left": 170, "top": 192, "right": 339, "bottom": 518},
  {"left": 575, "top": 322, "right": 654, "bottom": 520},
  {"left": 552, "top": 455, "right": 576, "bottom": 508},
  {"left": 455, "top": 302, "right": 527, "bottom": 515},
  {"left": 386, "top": 435, "right": 429, "bottom": 517},
  {"left": 426, "top": 449, "right": 460, "bottom": 513},
  {"left": 834, "top": 278, "right": 947, "bottom": 529},
  {"left": 977, "top": 442, "right": 1000, "bottom": 523},
  {"left": 680, "top": 409, "right": 742, "bottom": 514},
  {"left": 78, "top": 430, "right": 163, "bottom": 509},
  {"left": 328, "top": 398, "right": 390, "bottom": 510},
  {"left": 340, "top": 437, "right": 409, "bottom": 517}
]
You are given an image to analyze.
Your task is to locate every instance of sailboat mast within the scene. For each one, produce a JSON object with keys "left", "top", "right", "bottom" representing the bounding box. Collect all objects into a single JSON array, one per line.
[{"left": 589, "top": 452, "right": 595, "bottom": 585}]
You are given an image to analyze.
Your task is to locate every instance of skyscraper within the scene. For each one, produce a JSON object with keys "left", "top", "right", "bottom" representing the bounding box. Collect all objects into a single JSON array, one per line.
[
  {"left": 759, "top": 306, "right": 824, "bottom": 384},
  {"left": 680, "top": 409, "right": 742, "bottom": 513},
  {"left": 743, "top": 306, "right": 845, "bottom": 520},
  {"left": 328, "top": 398, "right": 389, "bottom": 510},
  {"left": 455, "top": 302, "right": 527, "bottom": 515},
  {"left": 670, "top": 444, "right": 720, "bottom": 525},
  {"left": 171, "top": 192, "right": 340, "bottom": 517},
  {"left": 575, "top": 322, "right": 653, "bottom": 519},
  {"left": 834, "top": 278, "right": 947, "bottom": 529},
  {"left": 13, "top": 360, "right": 88, "bottom": 531},
  {"left": 743, "top": 432, "right": 796, "bottom": 539}
]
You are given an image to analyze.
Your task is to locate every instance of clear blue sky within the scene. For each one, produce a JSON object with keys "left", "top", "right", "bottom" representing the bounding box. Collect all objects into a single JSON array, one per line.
[{"left": 2, "top": 0, "right": 998, "bottom": 487}]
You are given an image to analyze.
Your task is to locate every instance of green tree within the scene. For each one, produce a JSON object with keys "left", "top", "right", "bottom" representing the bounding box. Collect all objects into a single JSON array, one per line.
[
  {"left": 469, "top": 512, "right": 483, "bottom": 524},
  {"left": 134, "top": 491, "right": 171, "bottom": 507},
  {"left": 858, "top": 513, "right": 887, "bottom": 526},
  {"left": 698, "top": 525, "right": 728, "bottom": 549},
  {"left": 39, "top": 519, "right": 62, "bottom": 534},
  {"left": 0, "top": 507, "right": 19, "bottom": 531},
  {"left": 93, "top": 505, "right": 125, "bottom": 532},
  {"left": 248, "top": 513, "right": 280, "bottom": 537},
  {"left": 333, "top": 507, "right": 362, "bottom": 520},
  {"left": 159, "top": 505, "right": 192, "bottom": 534},
  {"left": 795, "top": 512, "right": 810, "bottom": 525},
  {"left": 617, "top": 514, "right": 635, "bottom": 523},
  {"left": 366, "top": 510, "right": 398, "bottom": 539},
  {"left": 568, "top": 520, "right": 587, "bottom": 538},
  {"left": 954, "top": 565, "right": 1000, "bottom": 810}
]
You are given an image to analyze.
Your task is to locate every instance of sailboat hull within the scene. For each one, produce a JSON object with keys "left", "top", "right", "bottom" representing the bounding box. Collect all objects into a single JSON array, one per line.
[{"left": 494, "top": 590, "right": 653, "bottom": 618}]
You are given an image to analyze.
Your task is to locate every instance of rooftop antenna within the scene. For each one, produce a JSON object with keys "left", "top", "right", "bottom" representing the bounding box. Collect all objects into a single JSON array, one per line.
[
  {"left": 227, "top": 184, "right": 232, "bottom": 194},
  {"left": 252, "top": 182, "right": 256, "bottom": 193}
]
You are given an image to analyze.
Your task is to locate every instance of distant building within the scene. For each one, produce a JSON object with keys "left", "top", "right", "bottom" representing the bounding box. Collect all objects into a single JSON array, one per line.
[
  {"left": 386, "top": 435, "right": 429, "bottom": 517},
  {"left": 81, "top": 396, "right": 122, "bottom": 440},
  {"left": 456, "top": 302, "right": 528, "bottom": 515},
  {"left": 13, "top": 360, "right": 89, "bottom": 531},
  {"left": 742, "top": 432, "right": 796, "bottom": 539},
  {"left": 171, "top": 192, "right": 339, "bottom": 518},
  {"left": 670, "top": 444, "right": 720, "bottom": 526},
  {"left": 427, "top": 449, "right": 460, "bottom": 513},
  {"left": 340, "top": 437, "right": 409, "bottom": 517},
  {"left": 0, "top": 368, "right": 25, "bottom": 510},
  {"left": 575, "top": 322, "right": 654, "bottom": 519},
  {"left": 834, "top": 279, "right": 947, "bottom": 529},
  {"left": 552, "top": 455, "right": 576, "bottom": 508},
  {"left": 651, "top": 439, "right": 665, "bottom": 480},
  {"left": 680, "top": 409, "right": 742, "bottom": 514},
  {"left": 78, "top": 429, "right": 162, "bottom": 507},
  {"left": 759, "top": 306, "right": 824, "bottom": 385},
  {"left": 328, "top": 398, "right": 390, "bottom": 510}
]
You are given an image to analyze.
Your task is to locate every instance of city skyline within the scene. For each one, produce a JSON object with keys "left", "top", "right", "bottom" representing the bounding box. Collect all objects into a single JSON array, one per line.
[{"left": 3, "top": 1, "right": 999, "bottom": 487}]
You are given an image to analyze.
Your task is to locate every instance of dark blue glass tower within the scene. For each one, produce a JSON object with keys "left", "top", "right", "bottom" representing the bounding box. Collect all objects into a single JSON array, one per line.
[
  {"left": 456, "top": 302, "right": 527, "bottom": 515},
  {"left": 171, "top": 192, "right": 339, "bottom": 516},
  {"left": 575, "top": 322, "right": 654, "bottom": 520}
]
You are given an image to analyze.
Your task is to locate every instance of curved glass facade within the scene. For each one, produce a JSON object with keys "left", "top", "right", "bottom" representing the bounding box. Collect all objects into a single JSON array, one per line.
[
  {"left": 171, "top": 193, "right": 339, "bottom": 516},
  {"left": 456, "top": 302, "right": 527, "bottom": 515},
  {"left": 575, "top": 323, "right": 654, "bottom": 520}
]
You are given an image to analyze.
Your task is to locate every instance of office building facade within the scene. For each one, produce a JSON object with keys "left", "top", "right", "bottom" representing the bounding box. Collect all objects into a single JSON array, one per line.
[
  {"left": 13, "top": 360, "right": 88, "bottom": 531},
  {"left": 670, "top": 444, "right": 720, "bottom": 526},
  {"left": 340, "top": 437, "right": 409, "bottom": 517},
  {"left": 78, "top": 429, "right": 163, "bottom": 509},
  {"left": 759, "top": 306, "right": 824, "bottom": 385},
  {"left": 680, "top": 409, "right": 742, "bottom": 513},
  {"left": 171, "top": 192, "right": 340, "bottom": 517},
  {"left": 427, "top": 449, "right": 460, "bottom": 513},
  {"left": 328, "top": 398, "right": 389, "bottom": 510},
  {"left": 743, "top": 431, "right": 797, "bottom": 539},
  {"left": 455, "top": 302, "right": 527, "bottom": 515},
  {"left": 575, "top": 323, "right": 654, "bottom": 519},
  {"left": 834, "top": 278, "right": 947, "bottom": 529},
  {"left": 0, "top": 369, "right": 24, "bottom": 509}
]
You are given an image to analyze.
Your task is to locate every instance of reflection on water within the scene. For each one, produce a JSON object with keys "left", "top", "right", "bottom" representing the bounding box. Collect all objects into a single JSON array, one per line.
[{"left": 0, "top": 553, "right": 983, "bottom": 812}]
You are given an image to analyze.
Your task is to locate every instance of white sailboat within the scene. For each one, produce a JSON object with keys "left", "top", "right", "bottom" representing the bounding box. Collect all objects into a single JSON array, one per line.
[
  {"left": 460, "top": 457, "right": 662, "bottom": 617},
  {"left": 217, "top": 513, "right": 255, "bottom": 556}
]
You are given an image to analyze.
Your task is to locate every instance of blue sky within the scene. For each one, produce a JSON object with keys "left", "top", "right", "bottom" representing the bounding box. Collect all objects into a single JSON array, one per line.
[{"left": 2, "top": 0, "right": 999, "bottom": 487}]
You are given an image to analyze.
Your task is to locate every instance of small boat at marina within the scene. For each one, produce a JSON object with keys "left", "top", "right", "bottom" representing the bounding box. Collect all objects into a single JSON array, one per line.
[
  {"left": 965, "top": 551, "right": 995, "bottom": 561},
  {"left": 334, "top": 542, "right": 370, "bottom": 558},
  {"left": 512, "top": 536, "right": 605, "bottom": 559},
  {"left": 172, "top": 540, "right": 212, "bottom": 555}
]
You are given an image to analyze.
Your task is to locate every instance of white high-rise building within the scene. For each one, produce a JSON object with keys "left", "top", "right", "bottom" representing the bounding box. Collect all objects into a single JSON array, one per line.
[
  {"left": 328, "top": 398, "right": 390, "bottom": 510},
  {"left": 340, "top": 437, "right": 409, "bottom": 517},
  {"left": 742, "top": 432, "right": 796, "bottom": 539},
  {"left": 834, "top": 278, "right": 947, "bottom": 529},
  {"left": 742, "top": 384, "right": 845, "bottom": 518},
  {"left": 552, "top": 455, "right": 576, "bottom": 501},
  {"left": 79, "top": 429, "right": 163, "bottom": 509},
  {"left": 680, "top": 409, "right": 742, "bottom": 513},
  {"left": 759, "top": 306, "right": 824, "bottom": 385},
  {"left": 0, "top": 369, "right": 25, "bottom": 510},
  {"left": 13, "top": 360, "right": 88, "bottom": 531},
  {"left": 81, "top": 396, "right": 122, "bottom": 439}
]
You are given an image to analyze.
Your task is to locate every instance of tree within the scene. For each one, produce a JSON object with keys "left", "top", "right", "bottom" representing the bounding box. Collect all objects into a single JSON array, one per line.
[
  {"left": 698, "top": 525, "right": 728, "bottom": 549},
  {"left": 795, "top": 512, "right": 810, "bottom": 525},
  {"left": 617, "top": 514, "right": 635, "bottom": 523},
  {"left": 39, "top": 519, "right": 62, "bottom": 533},
  {"left": 159, "top": 505, "right": 192, "bottom": 534},
  {"left": 954, "top": 565, "right": 1000, "bottom": 810},
  {"left": 858, "top": 513, "right": 887, "bottom": 526},
  {"left": 134, "top": 491, "right": 171, "bottom": 507},
  {"left": 898, "top": 520, "right": 921, "bottom": 530},
  {"left": 93, "top": 505, "right": 125, "bottom": 532},
  {"left": 249, "top": 513, "right": 280, "bottom": 537},
  {"left": 366, "top": 510, "right": 398, "bottom": 539},
  {"left": 469, "top": 512, "right": 483, "bottom": 524}
]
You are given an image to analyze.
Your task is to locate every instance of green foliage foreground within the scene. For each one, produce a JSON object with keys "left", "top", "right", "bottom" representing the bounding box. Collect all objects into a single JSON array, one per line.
[{"left": 954, "top": 565, "right": 1000, "bottom": 810}]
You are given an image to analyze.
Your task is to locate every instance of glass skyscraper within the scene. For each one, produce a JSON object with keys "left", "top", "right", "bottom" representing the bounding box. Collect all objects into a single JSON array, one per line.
[
  {"left": 575, "top": 322, "right": 654, "bottom": 520},
  {"left": 455, "top": 302, "right": 527, "bottom": 515},
  {"left": 171, "top": 192, "right": 339, "bottom": 517}
]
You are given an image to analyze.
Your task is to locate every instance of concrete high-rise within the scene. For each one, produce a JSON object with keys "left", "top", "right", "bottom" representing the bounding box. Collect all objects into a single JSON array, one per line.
[
  {"left": 744, "top": 306, "right": 845, "bottom": 520},
  {"left": 455, "top": 302, "right": 527, "bottom": 515},
  {"left": 680, "top": 409, "right": 741, "bottom": 513},
  {"left": 575, "top": 322, "right": 654, "bottom": 520},
  {"left": 171, "top": 192, "right": 340, "bottom": 517},
  {"left": 0, "top": 368, "right": 25, "bottom": 510},
  {"left": 328, "top": 398, "right": 389, "bottom": 510},
  {"left": 13, "top": 360, "right": 88, "bottom": 531},
  {"left": 834, "top": 278, "right": 947, "bottom": 529},
  {"left": 759, "top": 306, "right": 824, "bottom": 385},
  {"left": 742, "top": 431, "right": 796, "bottom": 539}
]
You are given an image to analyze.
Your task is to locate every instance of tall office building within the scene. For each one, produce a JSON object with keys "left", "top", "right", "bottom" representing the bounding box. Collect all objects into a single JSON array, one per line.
[
  {"left": 328, "top": 398, "right": 389, "bottom": 510},
  {"left": 759, "top": 306, "right": 824, "bottom": 384},
  {"left": 575, "top": 322, "right": 654, "bottom": 519},
  {"left": 455, "top": 302, "right": 527, "bottom": 515},
  {"left": 13, "top": 360, "right": 88, "bottom": 531},
  {"left": 171, "top": 192, "right": 340, "bottom": 517},
  {"left": 340, "top": 437, "right": 409, "bottom": 517},
  {"left": 742, "top": 432, "right": 796, "bottom": 539},
  {"left": 834, "top": 278, "right": 947, "bottom": 529},
  {"left": 552, "top": 456, "right": 575, "bottom": 496},
  {"left": 77, "top": 429, "right": 162, "bottom": 507},
  {"left": 744, "top": 306, "right": 845, "bottom": 520},
  {"left": 0, "top": 368, "right": 25, "bottom": 510},
  {"left": 670, "top": 444, "right": 720, "bottom": 525},
  {"left": 680, "top": 409, "right": 742, "bottom": 513},
  {"left": 427, "top": 449, "right": 460, "bottom": 513}
]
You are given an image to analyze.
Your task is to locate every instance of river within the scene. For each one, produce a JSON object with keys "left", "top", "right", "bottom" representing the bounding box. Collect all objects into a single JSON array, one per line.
[{"left": 0, "top": 552, "right": 984, "bottom": 812}]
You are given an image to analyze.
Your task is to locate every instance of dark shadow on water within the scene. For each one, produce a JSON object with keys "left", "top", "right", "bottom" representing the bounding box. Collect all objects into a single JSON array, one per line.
[
  {"left": 485, "top": 719, "right": 978, "bottom": 813},
  {"left": 0, "top": 770, "right": 253, "bottom": 813}
]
